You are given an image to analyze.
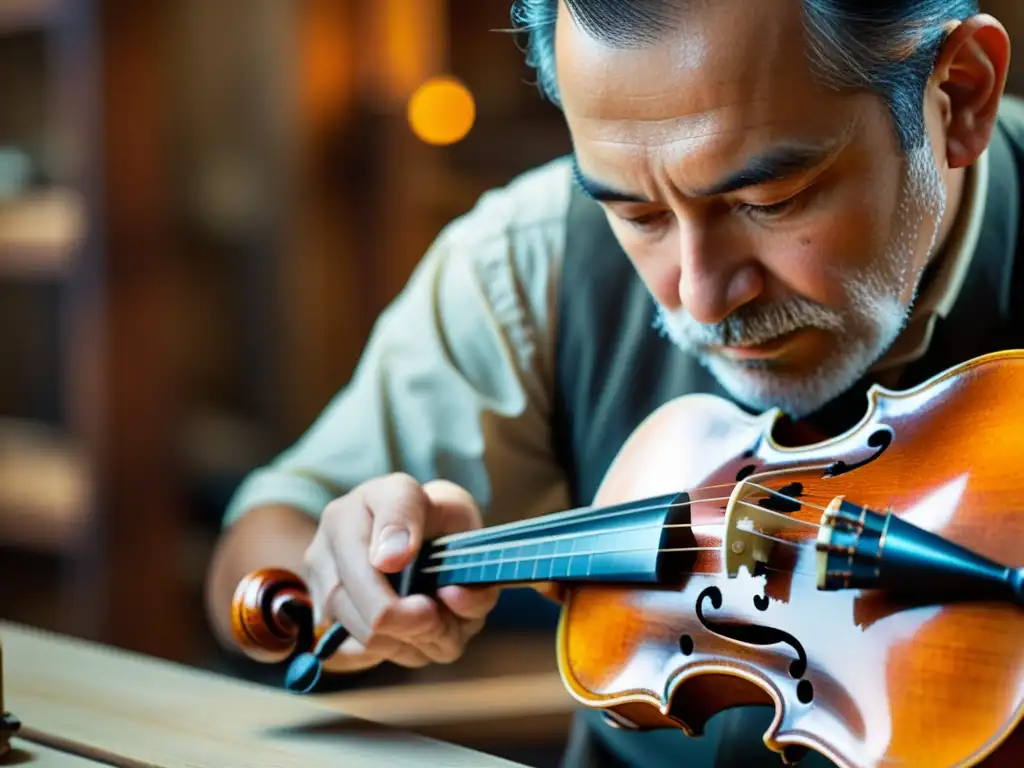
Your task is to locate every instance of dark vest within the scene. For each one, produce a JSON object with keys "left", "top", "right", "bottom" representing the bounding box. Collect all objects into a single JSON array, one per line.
[{"left": 552, "top": 96, "right": 1024, "bottom": 767}]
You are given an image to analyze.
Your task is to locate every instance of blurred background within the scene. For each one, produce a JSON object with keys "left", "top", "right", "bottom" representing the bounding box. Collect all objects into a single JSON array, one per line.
[{"left": 0, "top": 2, "right": 1020, "bottom": 766}]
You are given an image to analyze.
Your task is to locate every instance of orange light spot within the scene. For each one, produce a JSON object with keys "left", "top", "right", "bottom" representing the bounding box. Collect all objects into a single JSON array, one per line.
[{"left": 407, "top": 76, "right": 476, "bottom": 146}]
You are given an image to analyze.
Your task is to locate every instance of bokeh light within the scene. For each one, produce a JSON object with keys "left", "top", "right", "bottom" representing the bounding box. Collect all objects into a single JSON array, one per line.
[{"left": 407, "top": 76, "right": 476, "bottom": 146}]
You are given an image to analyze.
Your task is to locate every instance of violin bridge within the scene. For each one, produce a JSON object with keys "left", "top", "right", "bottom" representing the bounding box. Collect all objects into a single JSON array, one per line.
[{"left": 722, "top": 480, "right": 825, "bottom": 578}]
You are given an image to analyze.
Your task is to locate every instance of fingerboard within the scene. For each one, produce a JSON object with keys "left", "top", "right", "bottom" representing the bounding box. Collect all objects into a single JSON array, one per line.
[{"left": 413, "top": 492, "right": 694, "bottom": 588}]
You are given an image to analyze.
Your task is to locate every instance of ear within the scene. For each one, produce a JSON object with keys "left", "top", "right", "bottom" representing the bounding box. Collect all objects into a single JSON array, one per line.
[{"left": 930, "top": 14, "right": 1011, "bottom": 169}]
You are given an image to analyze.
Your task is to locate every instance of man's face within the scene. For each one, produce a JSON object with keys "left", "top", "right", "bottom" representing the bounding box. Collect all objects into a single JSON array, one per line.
[{"left": 555, "top": 0, "right": 951, "bottom": 419}]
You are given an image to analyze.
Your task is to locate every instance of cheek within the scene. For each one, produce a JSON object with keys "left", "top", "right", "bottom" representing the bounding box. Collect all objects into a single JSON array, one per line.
[
  {"left": 605, "top": 218, "right": 682, "bottom": 307},
  {"left": 763, "top": 190, "right": 900, "bottom": 307}
]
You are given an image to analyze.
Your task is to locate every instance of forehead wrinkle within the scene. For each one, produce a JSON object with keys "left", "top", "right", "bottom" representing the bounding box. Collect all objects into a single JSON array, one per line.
[
  {"left": 583, "top": 114, "right": 856, "bottom": 202},
  {"left": 572, "top": 101, "right": 826, "bottom": 156},
  {"left": 578, "top": 93, "right": 775, "bottom": 130},
  {"left": 579, "top": 102, "right": 852, "bottom": 156},
  {"left": 579, "top": 118, "right": 831, "bottom": 178}
]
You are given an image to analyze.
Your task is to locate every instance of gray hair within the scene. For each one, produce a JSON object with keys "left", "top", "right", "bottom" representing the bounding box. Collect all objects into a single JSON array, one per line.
[{"left": 510, "top": 0, "right": 979, "bottom": 151}]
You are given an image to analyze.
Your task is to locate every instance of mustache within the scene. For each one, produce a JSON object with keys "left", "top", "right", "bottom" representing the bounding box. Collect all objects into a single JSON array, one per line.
[{"left": 654, "top": 297, "right": 845, "bottom": 348}]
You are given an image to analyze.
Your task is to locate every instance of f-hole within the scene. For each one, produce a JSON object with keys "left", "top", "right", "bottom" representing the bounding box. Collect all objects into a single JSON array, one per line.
[
  {"left": 825, "top": 427, "right": 893, "bottom": 478},
  {"left": 696, "top": 587, "right": 808, "bottom": 679},
  {"left": 695, "top": 587, "right": 815, "bottom": 705}
]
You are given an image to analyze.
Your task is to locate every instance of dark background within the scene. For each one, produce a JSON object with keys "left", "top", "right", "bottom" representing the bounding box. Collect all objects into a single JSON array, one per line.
[{"left": 1, "top": 2, "right": 1020, "bottom": 765}]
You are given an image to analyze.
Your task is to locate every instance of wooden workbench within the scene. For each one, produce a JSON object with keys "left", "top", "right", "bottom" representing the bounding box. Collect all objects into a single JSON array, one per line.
[
  {"left": 5, "top": 738, "right": 112, "bottom": 766},
  {"left": 0, "top": 620, "right": 527, "bottom": 767}
]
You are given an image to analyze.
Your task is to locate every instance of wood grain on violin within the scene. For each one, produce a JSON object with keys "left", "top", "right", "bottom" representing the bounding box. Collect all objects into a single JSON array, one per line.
[{"left": 233, "top": 350, "right": 1024, "bottom": 768}]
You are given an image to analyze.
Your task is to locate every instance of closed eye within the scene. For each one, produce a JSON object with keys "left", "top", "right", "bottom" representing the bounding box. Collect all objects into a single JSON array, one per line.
[
  {"left": 737, "top": 186, "right": 812, "bottom": 220},
  {"left": 621, "top": 210, "right": 671, "bottom": 231},
  {"left": 740, "top": 199, "right": 795, "bottom": 216}
]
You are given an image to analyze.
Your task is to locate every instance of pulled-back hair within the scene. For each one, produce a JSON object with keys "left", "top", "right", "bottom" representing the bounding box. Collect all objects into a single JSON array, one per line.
[{"left": 510, "top": 0, "right": 979, "bottom": 151}]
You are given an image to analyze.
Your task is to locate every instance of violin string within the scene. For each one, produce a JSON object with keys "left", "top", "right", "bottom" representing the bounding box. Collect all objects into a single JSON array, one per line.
[
  {"left": 434, "top": 475, "right": 840, "bottom": 546},
  {"left": 433, "top": 488, "right": 735, "bottom": 546},
  {"left": 758, "top": 563, "right": 818, "bottom": 579},
  {"left": 422, "top": 542, "right": 823, "bottom": 580},
  {"left": 735, "top": 500, "right": 823, "bottom": 528},
  {"left": 430, "top": 498, "right": 732, "bottom": 559},
  {"left": 433, "top": 496, "right": 826, "bottom": 561},
  {"left": 742, "top": 528, "right": 811, "bottom": 548},
  {"left": 742, "top": 482, "right": 830, "bottom": 513},
  {"left": 420, "top": 545, "right": 720, "bottom": 575}
]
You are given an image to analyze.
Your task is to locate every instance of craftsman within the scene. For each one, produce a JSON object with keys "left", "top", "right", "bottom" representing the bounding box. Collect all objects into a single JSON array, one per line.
[{"left": 205, "top": 2, "right": 1020, "bottom": 765}]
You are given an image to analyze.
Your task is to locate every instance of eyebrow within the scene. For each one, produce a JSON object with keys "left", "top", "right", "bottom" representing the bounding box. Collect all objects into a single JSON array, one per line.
[
  {"left": 570, "top": 141, "right": 838, "bottom": 203},
  {"left": 571, "top": 155, "right": 652, "bottom": 203}
]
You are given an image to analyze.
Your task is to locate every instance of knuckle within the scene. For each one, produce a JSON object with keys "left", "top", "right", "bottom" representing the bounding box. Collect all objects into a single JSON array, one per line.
[
  {"left": 422, "top": 477, "right": 472, "bottom": 502},
  {"left": 464, "top": 618, "right": 486, "bottom": 640},
  {"left": 439, "top": 635, "right": 468, "bottom": 664},
  {"left": 386, "top": 471, "right": 419, "bottom": 490},
  {"left": 324, "top": 587, "right": 347, "bottom": 624},
  {"left": 320, "top": 496, "right": 350, "bottom": 527},
  {"left": 363, "top": 633, "right": 400, "bottom": 658},
  {"left": 398, "top": 650, "right": 430, "bottom": 668},
  {"left": 388, "top": 475, "right": 427, "bottom": 511},
  {"left": 300, "top": 542, "right": 320, "bottom": 575},
  {"left": 299, "top": 536, "right": 325, "bottom": 573},
  {"left": 414, "top": 608, "right": 447, "bottom": 640},
  {"left": 325, "top": 650, "right": 378, "bottom": 674},
  {"left": 441, "top": 646, "right": 465, "bottom": 664}
]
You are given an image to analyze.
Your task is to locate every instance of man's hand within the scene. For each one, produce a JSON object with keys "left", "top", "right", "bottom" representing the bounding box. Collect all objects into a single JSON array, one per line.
[{"left": 301, "top": 473, "right": 501, "bottom": 672}]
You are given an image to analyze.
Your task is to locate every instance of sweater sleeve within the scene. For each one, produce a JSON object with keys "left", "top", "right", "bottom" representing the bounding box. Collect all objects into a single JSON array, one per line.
[{"left": 222, "top": 158, "right": 574, "bottom": 529}]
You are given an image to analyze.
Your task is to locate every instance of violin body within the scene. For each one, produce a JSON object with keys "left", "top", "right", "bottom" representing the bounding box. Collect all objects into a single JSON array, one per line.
[
  {"left": 232, "top": 350, "right": 1024, "bottom": 767},
  {"left": 560, "top": 350, "right": 1024, "bottom": 766}
]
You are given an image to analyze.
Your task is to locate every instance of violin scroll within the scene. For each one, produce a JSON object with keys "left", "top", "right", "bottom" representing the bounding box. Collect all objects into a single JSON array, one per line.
[
  {"left": 231, "top": 568, "right": 359, "bottom": 693},
  {"left": 231, "top": 568, "right": 316, "bottom": 664},
  {"left": 230, "top": 560, "right": 430, "bottom": 694}
]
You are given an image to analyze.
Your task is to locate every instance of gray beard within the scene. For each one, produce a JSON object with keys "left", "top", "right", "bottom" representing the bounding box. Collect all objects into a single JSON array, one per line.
[{"left": 653, "top": 142, "right": 948, "bottom": 420}]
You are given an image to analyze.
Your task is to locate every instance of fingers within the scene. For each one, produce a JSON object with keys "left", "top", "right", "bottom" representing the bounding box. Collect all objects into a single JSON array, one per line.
[
  {"left": 437, "top": 584, "right": 500, "bottom": 620},
  {"left": 422, "top": 479, "right": 502, "bottom": 622},
  {"left": 421, "top": 478, "right": 483, "bottom": 534},
  {"left": 322, "top": 592, "right": 475, "bottom": 668},
  {"left": 302, "top": 528, "right": 338, "bottom": 627},
  {"left": 303, "top": 474, "right": 502, "bottom": 674},
  {"left": 365, "top": 474, "right": 430, "bottom": 573},
  {"left": 376, "top": 594, "right": 463, "bottom": 664},
  {"left": 321, "top": 636, "right": 430, "bottom": 673},
  {"left": 327, "top": 476, "right": 426, "bottom": 630}
]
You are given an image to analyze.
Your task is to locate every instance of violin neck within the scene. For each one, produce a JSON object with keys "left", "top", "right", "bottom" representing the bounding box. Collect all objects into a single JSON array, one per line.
[{"left": 404, "top": 491, "right": 696, "bottom": 592}]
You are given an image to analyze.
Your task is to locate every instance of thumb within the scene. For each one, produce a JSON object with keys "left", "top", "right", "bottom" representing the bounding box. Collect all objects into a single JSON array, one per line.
[
  {"left": 364, "top": 474, "right": 430, "bottom": 573},
  {"left": 422, "top": 478, "right": 484, "bottom": 535}
]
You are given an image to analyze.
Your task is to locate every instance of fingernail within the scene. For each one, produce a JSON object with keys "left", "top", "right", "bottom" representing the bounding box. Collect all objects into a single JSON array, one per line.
[{"left": 375, "top": 526, "right": 410, "bottom": 563}]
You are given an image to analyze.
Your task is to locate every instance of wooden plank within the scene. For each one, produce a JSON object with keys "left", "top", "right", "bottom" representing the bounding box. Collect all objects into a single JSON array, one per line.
[
  {"left": 319, "top": 671, "right": 573, "bottom": 727},
  {"left": 0, "top": 621, "right": 524, "bottom": 768},
  {"left": 316, "top": 669, "right": 575, "bottom": 747},
  {"left": 1, "top": 635, "right": 13, "bottom": 759},
  {"left": 5, "top": 738, "right": 110, "bottom": 766}
]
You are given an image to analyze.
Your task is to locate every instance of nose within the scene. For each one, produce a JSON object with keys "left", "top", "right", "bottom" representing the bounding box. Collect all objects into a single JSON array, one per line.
[{"left": 674, "top": 217, "right": 763, "bottom": 325}]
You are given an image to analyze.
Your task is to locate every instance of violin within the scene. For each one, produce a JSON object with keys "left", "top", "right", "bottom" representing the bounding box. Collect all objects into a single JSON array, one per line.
[{"left": 230, "top": 349, "right": 1024, "bottom": 767}]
